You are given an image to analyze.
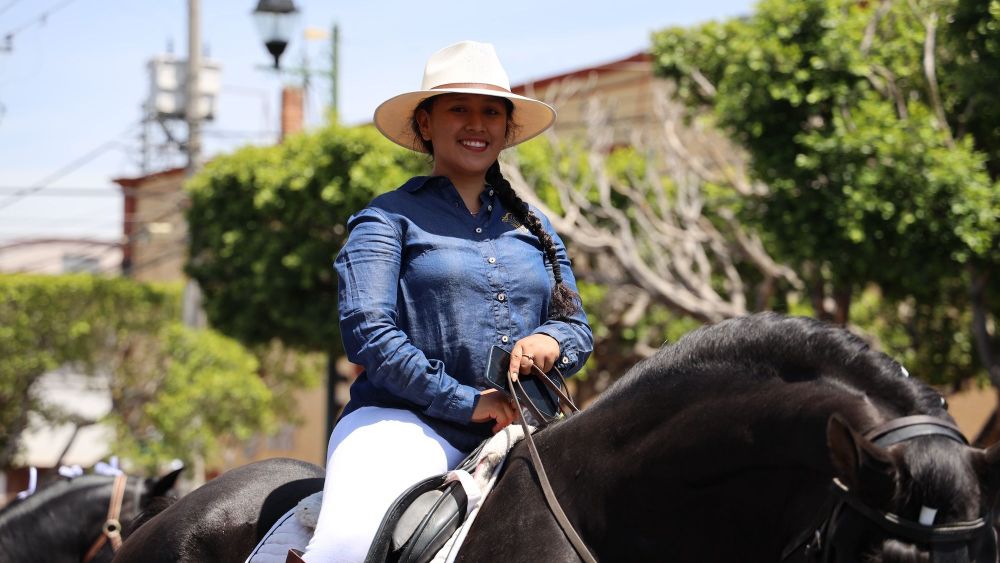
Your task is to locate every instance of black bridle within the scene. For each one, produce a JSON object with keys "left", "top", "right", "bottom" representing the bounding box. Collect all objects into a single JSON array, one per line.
[{"left": 782, "top": 415, "right": 997, "bottom": 562}]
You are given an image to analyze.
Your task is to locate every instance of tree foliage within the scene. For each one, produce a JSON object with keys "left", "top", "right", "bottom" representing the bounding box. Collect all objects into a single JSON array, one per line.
[
  {"left": 651, "top": 0, "right": 1000, "bottom": 390},
  {"left": 0, "top": 274, "right": 174, "bottom": 468},
  {"left": 0, "top": 274, "right": 308, "bottom": 472},
  {"left": 652, "top": 0, "right": 998, "bottom": 313},
  {"left": 185, "top": 122, "right": 425, "bottom": 353}
]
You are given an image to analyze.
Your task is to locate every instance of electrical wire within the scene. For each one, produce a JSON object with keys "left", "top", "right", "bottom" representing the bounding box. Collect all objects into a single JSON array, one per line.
[
  {"left": 0, "top": 0, "right": 23, "bottom": 18},
  {"left": 2, "top": 0, "right": 79, "bottom": 44},
  {"left": 0, "top": 186, "right": 179, "bottom": 197},
  {"left": 0, "top": 121, "right": 139, "bottom": 211}
]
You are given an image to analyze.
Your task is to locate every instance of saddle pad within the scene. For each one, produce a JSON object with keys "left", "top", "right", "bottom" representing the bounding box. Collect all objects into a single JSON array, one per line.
[
  {"left": 430, "top": 424, "right": 530, "bottom": 563},
  {"left": 244, "top": 491, "right": 323, "bottom": 563}
]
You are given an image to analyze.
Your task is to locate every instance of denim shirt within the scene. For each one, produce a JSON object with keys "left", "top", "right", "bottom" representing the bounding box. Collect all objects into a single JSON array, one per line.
[{"left": 334, "top": 175, "right": 593, "bottom": 451}]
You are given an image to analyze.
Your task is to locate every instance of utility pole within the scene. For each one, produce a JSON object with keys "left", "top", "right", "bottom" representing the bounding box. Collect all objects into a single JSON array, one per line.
[
  {"left": 185, "top": 0, "right": 206, "bottom": 488},
  {"left": 330, "top": 23, "right": 339, "bottom": 120},
  {"left": 183, "top": 0, "right": 205, "bottom": 332},
  {"left": 186, "top": 0, "right": 203, "bottom": 174}
]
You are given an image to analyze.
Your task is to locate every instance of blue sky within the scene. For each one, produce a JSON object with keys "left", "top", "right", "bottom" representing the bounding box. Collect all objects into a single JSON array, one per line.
[{"left": 0, "top": 0, "right": 755, "bottom": 242}]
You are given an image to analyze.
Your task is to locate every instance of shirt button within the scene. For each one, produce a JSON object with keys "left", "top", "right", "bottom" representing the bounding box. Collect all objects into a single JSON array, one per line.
[
  {"left": 487, "top": 257, "right": 496, "bottom": 264},
  {"left": 487, "top": 205, "right": 493, "bottom": 211},
  {"left": 475, "top": 227, "right": 482, "bottom": 234},
  {"left": 561, "top": 356, "right": 570, "bottom": 364},
  {"left": 497, "top": 292, "right": 506, "bottom": 302},
  {"left": 501, "top": 335, "right": 510, "bottom": 343},
  {"left": 489, "top": 190, "right": 494, "bottom": 196}
]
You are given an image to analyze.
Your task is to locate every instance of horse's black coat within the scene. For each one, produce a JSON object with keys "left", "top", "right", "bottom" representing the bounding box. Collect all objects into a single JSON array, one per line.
[
  {"left": 110, "top": 314, "right": 1000, "bottom": 562},
  {"left": 111, "top": 457, "right": 324, "bottom": 563},
  {"left": 0, "top": 470, "right": 180, "bottom": 563}
]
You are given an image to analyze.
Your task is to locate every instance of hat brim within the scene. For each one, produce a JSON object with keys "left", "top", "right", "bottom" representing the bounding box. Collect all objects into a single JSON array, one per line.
[{"left": 373, "top": 88, "right": 556, "bottom": 153}]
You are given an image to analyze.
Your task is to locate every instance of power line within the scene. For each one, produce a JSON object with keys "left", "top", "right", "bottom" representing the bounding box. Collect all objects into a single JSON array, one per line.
[
  {"left": 0, "top": 186, "right": 179, "bottom": 197},
  {"left": 0, "top": 121, "right": 139, "bottom": 211},
  {"left": 0, "top": 0, "right": 23, "bottom": 19},
  {"left": 3, "top": 0, "right": 79, "bottom": 46}
]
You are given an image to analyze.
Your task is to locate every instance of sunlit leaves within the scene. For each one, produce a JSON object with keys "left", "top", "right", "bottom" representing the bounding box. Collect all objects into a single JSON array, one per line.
[{"left": 185, "top": 120, "right": 424, "bottom": 352}]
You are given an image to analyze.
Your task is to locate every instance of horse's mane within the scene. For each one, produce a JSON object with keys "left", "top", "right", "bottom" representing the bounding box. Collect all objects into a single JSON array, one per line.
[
  {"left": 0, "top": 475, "right": 110, "bottom": 524},
  {"left": 125, "top": 494, "right": 177, "bottom": 536},
  {"left": 596, "top": 312, "right": 947, "bottom": 419}
]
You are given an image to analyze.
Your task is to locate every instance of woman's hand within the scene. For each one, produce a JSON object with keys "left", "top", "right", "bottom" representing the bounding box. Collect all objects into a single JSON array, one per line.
[
  {"left": 508, "top": 333, "right": 560, "bottom": 381},
  {"left": 472, "top": 388, "right": 517, "bottom": 433}
]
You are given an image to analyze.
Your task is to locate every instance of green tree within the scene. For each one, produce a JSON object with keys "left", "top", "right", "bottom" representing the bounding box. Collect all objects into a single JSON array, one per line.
[
  {"left": 943, "top": 0, "right": 1000, "bottom": 441},
  {"left": 107, "top": 324, "right": 274, "bottom": 473},
  {"left": 651, "top": 0, "right": 1000, "bottom": 397},
  {"left": 0, "top": 274, "right": 174, "bottom": 469},
  {"left": 0, "top": 274, "right": 300, "bottom": 472},
  {"left": 184, "top": 120, "right": 424, "bottom": 423}
]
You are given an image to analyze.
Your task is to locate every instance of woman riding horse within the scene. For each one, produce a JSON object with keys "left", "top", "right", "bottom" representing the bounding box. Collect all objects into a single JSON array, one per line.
[{"left": 111, "top": 313, "right": 1000, "bottom": 562}]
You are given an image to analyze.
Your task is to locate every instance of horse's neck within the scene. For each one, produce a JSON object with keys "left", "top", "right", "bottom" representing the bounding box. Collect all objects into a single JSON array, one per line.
[{"left": 579, "top": 376, "right": 894, "bottom": 480}]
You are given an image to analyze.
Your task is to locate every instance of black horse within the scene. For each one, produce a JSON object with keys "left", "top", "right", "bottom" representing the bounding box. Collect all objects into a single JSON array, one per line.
[
  {"left": 113, "top": 313, "right": 1000, "bottom": 562},
  {"left": 0, "top": 468, "right": 181, "bottom": 563},
  {"left": 112, "top": 457, "right": 324, "bottom": 562}
]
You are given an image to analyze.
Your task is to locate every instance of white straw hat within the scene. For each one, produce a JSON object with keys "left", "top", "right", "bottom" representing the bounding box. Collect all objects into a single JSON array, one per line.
[{"left": 373, "top": 41, "right": 556, "bottom": 153}]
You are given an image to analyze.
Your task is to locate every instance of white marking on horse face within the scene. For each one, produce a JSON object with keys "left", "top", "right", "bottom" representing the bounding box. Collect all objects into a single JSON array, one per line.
[{"left": 919, "top": 506, "right": 938, "bottom": 526}]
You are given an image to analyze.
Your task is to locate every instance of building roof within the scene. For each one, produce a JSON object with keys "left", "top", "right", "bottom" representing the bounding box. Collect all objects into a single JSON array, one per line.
[
  {"left": 511, "top": 51, "right": 652, "bottom": 94},
  {"left": 112, "top": 166, "right": 186, "bottom": 189}
]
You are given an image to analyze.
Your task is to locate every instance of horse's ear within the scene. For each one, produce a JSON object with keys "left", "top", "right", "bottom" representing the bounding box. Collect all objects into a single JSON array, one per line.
[
  {"left": 973, "top": 442, "right": 1000, "bottom": 507},
  {"left": 827, "top": 414, "right": 896, "bottom": 506},
  {"left": 146, "top": 466, "right": 184, "bottom": 498}
]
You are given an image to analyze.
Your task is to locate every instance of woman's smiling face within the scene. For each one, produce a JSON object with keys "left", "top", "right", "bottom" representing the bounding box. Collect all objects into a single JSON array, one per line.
[{"left": 417, "top": 93, "right": 510, "bottom": 182}]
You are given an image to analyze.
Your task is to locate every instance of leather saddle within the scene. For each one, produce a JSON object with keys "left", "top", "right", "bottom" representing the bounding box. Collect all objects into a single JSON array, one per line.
[{"left": 363, "top": 474, "right": 468, "bottom": 563}]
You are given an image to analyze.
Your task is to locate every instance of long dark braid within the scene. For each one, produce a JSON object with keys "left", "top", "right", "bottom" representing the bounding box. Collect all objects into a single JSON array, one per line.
[
  {"left": 486, "top": 160, "right": 580, "bottom": 319},
  {"left": 411, "top": 95, "right": 581, "bottom": 319}
]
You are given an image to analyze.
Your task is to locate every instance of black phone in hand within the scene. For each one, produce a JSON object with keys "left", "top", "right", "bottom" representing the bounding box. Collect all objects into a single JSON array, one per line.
[{"left": 482, "top": 345, "right": 561, "bottom": 418}]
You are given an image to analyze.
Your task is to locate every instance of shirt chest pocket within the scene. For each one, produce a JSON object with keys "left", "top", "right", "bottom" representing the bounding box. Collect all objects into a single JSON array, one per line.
[{"left": 404, "top": 243, "right": 487, "bottom": 293}]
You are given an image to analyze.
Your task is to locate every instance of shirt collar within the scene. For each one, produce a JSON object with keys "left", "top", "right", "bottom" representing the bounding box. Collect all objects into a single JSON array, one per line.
[
  {"left": 401, "top": 175, "right": 494, "bottom": 194},
  {"left": 401, "top": 175, "right": 448, "bottom": 193}
]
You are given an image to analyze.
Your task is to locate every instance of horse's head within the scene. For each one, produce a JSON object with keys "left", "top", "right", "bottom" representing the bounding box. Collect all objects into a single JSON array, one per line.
[{"left": 819, "top": 414, "right": 1000, "bottom": 563}]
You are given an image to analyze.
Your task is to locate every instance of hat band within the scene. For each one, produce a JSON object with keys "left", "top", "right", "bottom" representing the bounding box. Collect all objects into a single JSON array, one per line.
[{"left": 431, "top": 82, "right": 512, "bottom": 94}]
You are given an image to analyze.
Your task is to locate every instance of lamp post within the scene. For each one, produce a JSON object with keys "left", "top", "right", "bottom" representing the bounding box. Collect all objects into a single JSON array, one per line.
[{"left": 252, "top": 0, "right": 300, "bottom": 69}]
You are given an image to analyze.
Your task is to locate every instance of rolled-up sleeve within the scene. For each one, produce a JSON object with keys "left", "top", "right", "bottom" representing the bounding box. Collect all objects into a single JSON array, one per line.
[
  {"left": 335, "top": 208, "right": 479, "bottom": 423},
  {"left": 532, "top": 220, "right": 593, "bottom": 376}
]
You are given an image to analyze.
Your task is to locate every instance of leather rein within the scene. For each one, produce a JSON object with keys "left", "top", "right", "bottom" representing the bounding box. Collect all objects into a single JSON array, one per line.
[
  {"left": 506, "top": 363, "right": 597, "bottom": 563},
  {"left": 82, "top": 473, "right": 130, "bottom": 563},
  {"left": 781, "top": 415, "right": 992, "bottom": 561}
]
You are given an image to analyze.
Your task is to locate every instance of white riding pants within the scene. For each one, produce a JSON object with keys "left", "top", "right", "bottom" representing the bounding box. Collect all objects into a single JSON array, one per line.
[{"left": 302, "top": 407, "right": 467, "bottom": 563}]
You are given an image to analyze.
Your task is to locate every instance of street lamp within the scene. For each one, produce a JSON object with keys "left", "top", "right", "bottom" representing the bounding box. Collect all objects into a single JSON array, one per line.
[{"left": 252, "top": 0, "right": 300, "bottom": 69}]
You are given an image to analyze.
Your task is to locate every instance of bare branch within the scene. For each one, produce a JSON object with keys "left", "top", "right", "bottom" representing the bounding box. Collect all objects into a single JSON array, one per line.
[
  {"left": 861, "top": 0, "right": 894, "bottom": 55},
  {"left": 502, "top": 75, "right": 799, "bottom": 324},
  {"left": 920, "top": 10, "right": 955, "bottom": 147}
]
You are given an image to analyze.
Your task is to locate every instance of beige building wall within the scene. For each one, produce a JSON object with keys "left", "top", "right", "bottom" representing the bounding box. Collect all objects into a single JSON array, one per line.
[
  {"left": 947, "top": 384, "right": 995, "bottom": 442},
  {"left": 115, "top": 168, "right": 188, "bottom": 283},
  {"left": 513, "top": 52, "right": 660, "bottom": 148},
  {"left": 0, "top": 239, "right": 121, "bottom": 275},
  {"left": 219, "top": 386, "right": 328, "bottom": 471}
]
